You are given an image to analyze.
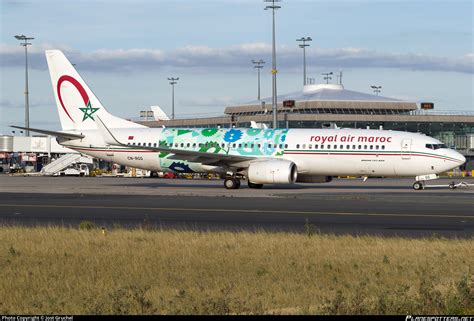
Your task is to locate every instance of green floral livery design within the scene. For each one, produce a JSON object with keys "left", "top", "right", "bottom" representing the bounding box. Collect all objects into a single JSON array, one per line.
[{"left": 158, "top": 128, "right": 289, "bottom": 173}]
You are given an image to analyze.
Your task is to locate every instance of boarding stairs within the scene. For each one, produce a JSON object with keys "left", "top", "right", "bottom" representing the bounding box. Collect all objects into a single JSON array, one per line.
[{"left": 40, "top": 153, "right": 91, "bottom": 175}]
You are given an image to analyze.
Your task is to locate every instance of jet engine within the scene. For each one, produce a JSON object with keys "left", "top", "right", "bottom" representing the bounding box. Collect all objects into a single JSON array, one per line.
[{"left": 247, "top": 159, "right": 297, "bottom": 184}]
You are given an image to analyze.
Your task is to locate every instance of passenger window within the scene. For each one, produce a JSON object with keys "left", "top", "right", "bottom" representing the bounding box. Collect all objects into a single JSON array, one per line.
[
  {"left": 284, "top": 144, "right": 288, "bottom": 148},
  {"left": 308, "top": 144, "right": 312, "bottom": 149},
  {"left": 333, "top": 145, "right": 337, "bottom": 149},
  {"left": 352, "top": 145, "right": 356, "bottom": 149},
  {"left": 346, "top": 145, "right": 350, "bottom": 149},
  {"left": 358, "top": 145, "right": 361, "bottom": 149},
  {"left": 296, "top": 144, "right": 300, "bottom": 149},
  {"left": 321, "top": 145, "right": 324, "bottom": 149},
  {"left": 193, "top": 143, "right": 196, "bottom": 147},
  {"left": 221, "top": 143, "right": 225, "bottom": 148},
  {"left": 302, "top": 144, "right": 306, "bottom": 149},
  {"left": 382, "top": 145, "right": 385, "bottom": 150},
  {"left": 244, "top": 143, "right": 248, "bottom": 148},
  {"left": 375, "top": 145, "right": 379, "bottom": 150},
  {"left": 268, "top": 144, "right": 272, "bottom": 148},
  {"left": 370, "top": 145, "right": 373, "bottom": 150},
  {"left": 258, "top": 144, "right": 261, "bottom": 148},
  {"left": 232, "top": 143, "right": 236, "bottom": 148},
  {"left": 314, "top": 144, "right": 318, "bottom": 149},
  {"left": 274, "top": 144, "right": 277, "bottom": 148},
  {"left": 138, "top": 143, "right": 141, "bottom": 146},
  {"left": 199, "top": 143, "right": 203, "bottom": 147},
  {"left": 364, "top": 145, "right": 367, "bottom": 149},
  {"left": 251, "top": 144, "right": 255, "bottom": 148},
  {"left": 279, "top": 144, "right": 282, "bottom": 149},
  {"left": 238, "top": 144, "right": 242, "bottom": 148},
  {"left": 154, "top": 143, "right": 157, "bottom": 147},
  {"left": 327, "top": 145, "right": 331, "bottom": 149},
  {"left": 180, "top": 143, "right": 184, "bottom": 147},
  {"left": 187, "top": 143, "right": 190, "bottom": 147}
]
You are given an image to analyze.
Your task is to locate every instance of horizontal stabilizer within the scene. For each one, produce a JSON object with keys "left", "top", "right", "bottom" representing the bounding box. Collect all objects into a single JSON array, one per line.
[{"left": 10, "top": 125, "right": 85, "bottom": 140}]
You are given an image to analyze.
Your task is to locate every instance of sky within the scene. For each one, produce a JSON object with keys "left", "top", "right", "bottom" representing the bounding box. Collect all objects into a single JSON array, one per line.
[{"left": 0, "top": 0, "right": 473, "bottom": 134}]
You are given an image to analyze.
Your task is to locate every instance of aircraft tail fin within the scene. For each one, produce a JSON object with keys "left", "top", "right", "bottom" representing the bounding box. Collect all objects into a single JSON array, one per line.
[{"left": 45, "top": 50, "right": 146, "bottom": 131}]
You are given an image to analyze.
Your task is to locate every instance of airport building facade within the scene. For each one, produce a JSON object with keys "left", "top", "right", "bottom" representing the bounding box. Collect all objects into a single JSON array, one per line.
[{"left": 136, "top": 84, "right": 474, "bottom": 170}]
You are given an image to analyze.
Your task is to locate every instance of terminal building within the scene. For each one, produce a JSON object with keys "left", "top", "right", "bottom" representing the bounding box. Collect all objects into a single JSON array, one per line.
[{"left": 136, "top": 83, "right": 474, "bottom": 170}]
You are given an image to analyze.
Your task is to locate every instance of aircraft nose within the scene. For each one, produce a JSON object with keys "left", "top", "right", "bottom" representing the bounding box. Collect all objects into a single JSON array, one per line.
[
  {"left": 450, "top": 150, "right": 466, "bottom": 165},
  {"left": 457, "top": 153, "right": 466, "bottom": 164}
]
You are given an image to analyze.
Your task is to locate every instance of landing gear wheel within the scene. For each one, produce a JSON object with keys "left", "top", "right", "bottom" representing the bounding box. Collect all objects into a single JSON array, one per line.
[
  {"left": 413, "top": 181, "right": 424, "bottom": 190},
  {"left": 224, "top": 177, "right": 240, "bottom": 189},
  {"left": 449, "top": 182, "right": 457, "bottom": 189},
  {"left": 248, "top": 181, "right": 263, "bottom": 189}
]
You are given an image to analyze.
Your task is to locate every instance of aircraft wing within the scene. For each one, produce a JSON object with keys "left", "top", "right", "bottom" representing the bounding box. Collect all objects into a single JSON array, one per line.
[
  {"left": 10, "top": 125, "right": 85, "bottom": 140},
  {"left": 94, "top": 116, "right": 255, "bottom": 165}
]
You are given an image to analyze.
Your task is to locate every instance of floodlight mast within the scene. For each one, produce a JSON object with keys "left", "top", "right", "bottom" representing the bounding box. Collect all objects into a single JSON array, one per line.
[
  {"left": 14, "top": 34, "right": 34, "bottom": 136},
  {"left": 252, "top": 59, "right": 265, "bottom": 101},
  {"left": 296, "top": 37, "right": 312, "bottom": 86},
  {"left": 322, "top": 72, "right": 333, "bottom": 84},
  {"left": 265, "top": 0, "right": 281, "bottom": 129},
  {"left": 168, "top": 77, "right": 179, "bottom": 120},
  {"left": 371, "top": 85, "right": 382, "bottom": 96}
]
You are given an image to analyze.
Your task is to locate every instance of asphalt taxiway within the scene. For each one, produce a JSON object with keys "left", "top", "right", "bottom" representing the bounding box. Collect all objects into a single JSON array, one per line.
[{"left": 0, "top": 176, "right": 473, "bottom": 237}]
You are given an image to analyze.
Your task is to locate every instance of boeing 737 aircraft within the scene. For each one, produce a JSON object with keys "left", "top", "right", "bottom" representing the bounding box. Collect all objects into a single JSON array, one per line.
[{"left": 12, "top": 50, "right": 466, "bottom": 190}]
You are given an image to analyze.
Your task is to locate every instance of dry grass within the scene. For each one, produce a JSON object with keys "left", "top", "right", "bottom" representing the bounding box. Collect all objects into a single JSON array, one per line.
[{"left": 0, "top": 225, "right": 473, "bottom": 315}]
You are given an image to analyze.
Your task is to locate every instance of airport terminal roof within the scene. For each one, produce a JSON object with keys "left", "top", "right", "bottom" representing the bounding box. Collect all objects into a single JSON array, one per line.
[
  {"left": 245, "top": 84, "right": 402, "bottom": 105},
  {"left": 225, "top": 83, "right": 417, "bottom": 115}
]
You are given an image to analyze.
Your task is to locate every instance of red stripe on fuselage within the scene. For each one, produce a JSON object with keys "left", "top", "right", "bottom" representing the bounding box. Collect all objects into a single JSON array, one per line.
[{"left": 284, "top": 152, "right": 462, "bottom": 163}]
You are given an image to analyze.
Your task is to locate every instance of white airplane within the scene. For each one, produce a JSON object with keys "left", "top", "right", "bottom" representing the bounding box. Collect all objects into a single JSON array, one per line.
[{"left": 12, "top": 50, "right": 466, "bottom": 190}]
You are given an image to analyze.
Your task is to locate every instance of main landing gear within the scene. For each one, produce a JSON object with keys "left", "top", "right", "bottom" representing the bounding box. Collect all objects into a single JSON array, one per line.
[
  {"left": 224, "top": 177, "right": 241, "bottom": 189},
  {"left": 223, "top": 175, "right": 264, "bottom": 189}
]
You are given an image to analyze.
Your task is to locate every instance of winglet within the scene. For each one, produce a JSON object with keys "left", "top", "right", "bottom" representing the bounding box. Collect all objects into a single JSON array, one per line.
[{"left": 94, "top": 115, "right": 124, "bottom": 146}]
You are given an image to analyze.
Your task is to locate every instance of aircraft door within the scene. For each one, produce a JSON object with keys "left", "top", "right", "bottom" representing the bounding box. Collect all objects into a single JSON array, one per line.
[{"left": 401, "top": 138, "right": 411, "bottom": 160}]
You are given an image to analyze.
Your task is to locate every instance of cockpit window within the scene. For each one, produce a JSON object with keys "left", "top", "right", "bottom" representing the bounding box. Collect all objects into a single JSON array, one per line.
[{"left": 426, "top": 143, "right": 447, "bottom": 150}]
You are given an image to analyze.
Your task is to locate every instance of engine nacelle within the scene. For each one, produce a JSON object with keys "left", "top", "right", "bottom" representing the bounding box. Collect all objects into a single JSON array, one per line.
[
  {"left": 296, "top": 175, "right": 333, "bottom": 183},
  {"left": 248, "top": 160, "right": 298, "bottom": 184}
]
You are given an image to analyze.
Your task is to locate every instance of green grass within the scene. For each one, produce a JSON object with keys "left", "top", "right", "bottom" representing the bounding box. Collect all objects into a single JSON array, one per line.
[{"left": 0, "top": 226, "right": 473, "bottom": 315}]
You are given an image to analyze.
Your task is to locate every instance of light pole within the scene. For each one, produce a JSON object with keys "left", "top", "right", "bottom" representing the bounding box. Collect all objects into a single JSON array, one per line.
[
  {"left": 322, "top": 72, "right": 333, "bottom": 84},
  {"left": 265, "top": 0, "right": 281, "bottom": 129},
  {"left": 336, "top": 70, "right": 343, "bottom": 85},
  {"left": 296, "top": 37, "right": 312, "bottom": 86},
  {"left": 168, "top": 77, "right": 179, "bottom": 120},
  {"left": 371, "top": 85, "right": 382, "bottom": 96},
  {"left": 252, "top": 59, "right": 265, "bottom": 101},
  {"left": 14, "top": 34, "right": 34, "bottom": 136}
]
